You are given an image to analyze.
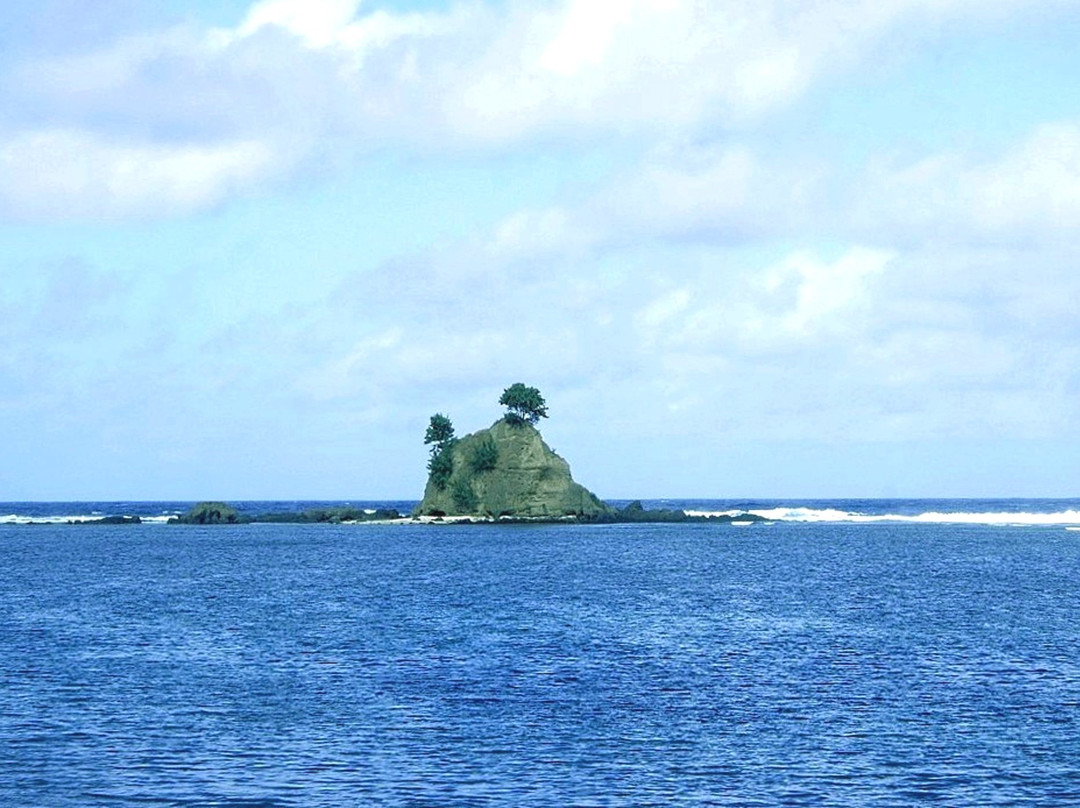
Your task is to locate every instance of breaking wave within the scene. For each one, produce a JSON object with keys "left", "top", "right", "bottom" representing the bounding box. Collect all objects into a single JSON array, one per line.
[
  {"left": 4, "top": 500, "right": 1080, "bottom": 528},
  {"left": 0, "top": 513, "right": 174, "bottom": 525},
  {"left": 686, "top": 506, "right": 1080, "bottom": 526}
]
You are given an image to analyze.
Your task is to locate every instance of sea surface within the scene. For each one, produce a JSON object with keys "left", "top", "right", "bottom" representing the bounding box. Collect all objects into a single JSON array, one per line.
[{"left": 3, "top": 499, "right": 1080, "bottom": 806}]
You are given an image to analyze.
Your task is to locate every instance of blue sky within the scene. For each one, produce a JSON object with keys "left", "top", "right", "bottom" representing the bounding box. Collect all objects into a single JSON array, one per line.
[{"left": 3, "top": 0, "right": 1080, "bottom": 500}]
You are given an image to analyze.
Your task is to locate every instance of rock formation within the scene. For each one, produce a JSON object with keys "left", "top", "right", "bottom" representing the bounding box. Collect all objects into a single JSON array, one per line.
[{"left": 418, "top": 419, "right": 612, "bottom": 519}]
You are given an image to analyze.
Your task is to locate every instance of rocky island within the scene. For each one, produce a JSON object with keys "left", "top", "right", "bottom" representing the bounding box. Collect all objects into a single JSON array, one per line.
[
  {"left": 156, "top": 384, "right": 765, "bottom": 526},
  {"left": 417, "top": 383, "right": 610, "bottom": 520},
  {"left": 417, "top": 416, "right": 611, "bottom": 519},
  {"left": 416, "top": 384, "right": 764, "bottom": 525}
]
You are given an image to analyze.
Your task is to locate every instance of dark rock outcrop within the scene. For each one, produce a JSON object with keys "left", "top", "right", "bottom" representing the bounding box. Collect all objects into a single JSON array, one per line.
[
  {"left": 70, "top": 515, "right": 142, "bottom": 525},
  {"left": 170, "top": 502, "right": 246, "bottom": 524},
  {"left": 596, "top": 501, "right": 770, "bottom": 524}
]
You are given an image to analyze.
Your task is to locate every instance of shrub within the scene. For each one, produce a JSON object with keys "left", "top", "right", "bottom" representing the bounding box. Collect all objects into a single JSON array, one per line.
[
  {"left": 428, "top": 448, "right": 453, "bottom": 490},
  {"left": 451, "top": 477, "right": 478, "bottom": 512},
  {"left": 471, "top": 436, "right": 499, "bottom": 472}
]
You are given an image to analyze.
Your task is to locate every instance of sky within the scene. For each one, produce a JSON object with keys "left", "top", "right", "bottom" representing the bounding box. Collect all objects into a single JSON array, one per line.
[{"left": 2, "top": 0, "right": 1080, "bottom": 500}]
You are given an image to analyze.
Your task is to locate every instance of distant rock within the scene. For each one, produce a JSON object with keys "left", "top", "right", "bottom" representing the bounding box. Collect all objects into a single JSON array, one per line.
[
  {"left": 170, "top": 502, "right": 246, "bottom": 525},
  {"left": 257, "top": 507, "right": 403, "bottom": 523},
  {"left": 70, "top": 515, "right": 142, "bottom": 525},
  {"left": 418, "top": 419, "right": 612, "bottom": 519},
  {"left": 611, "top": 501, "right": 689, "bottom": 522},
  {"left": 600, "top": 501, "right": 769, "bottom": 524},
  {"left": 167, "top": 503, "right": 404, "bottom": 525}
]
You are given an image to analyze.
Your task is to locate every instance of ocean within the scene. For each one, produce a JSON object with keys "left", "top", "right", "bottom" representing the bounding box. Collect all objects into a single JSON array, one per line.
[{"left": 3, "top": 499, "right": 1080, "bottom": 806}]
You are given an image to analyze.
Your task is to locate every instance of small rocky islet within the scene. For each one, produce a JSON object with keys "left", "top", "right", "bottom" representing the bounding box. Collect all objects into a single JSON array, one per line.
[
  {"left": 167, "top": 502, "right": 403, "bottom": 525},
  {"left": 163, "top": 383, "right": 765, "bottom": 526}
]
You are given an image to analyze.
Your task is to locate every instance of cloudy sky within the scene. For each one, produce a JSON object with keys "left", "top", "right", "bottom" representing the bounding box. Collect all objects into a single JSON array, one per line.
[{"left": 3, "top": 0, "right": 1079, "bottom": 500}]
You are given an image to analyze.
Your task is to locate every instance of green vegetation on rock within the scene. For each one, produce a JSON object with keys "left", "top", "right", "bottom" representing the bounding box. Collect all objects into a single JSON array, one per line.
[
  {"left": 415, "top": 385, "right": 767, "bottom": 525},
  {"left": 451, "top": 477, "right": 480, "bottom": 512},
  {"left": 424, "top": 413, "right": 455, "bottom": 452},
  {"left": 257, "top": 506, "right": 402, "bottom": 523},
  {"left": 418, "top": 384, "right": 607, "bottom": 519},
  {"left": 470, "top": 435, "right": 499, "bottom": 472},
  {"left": 424, "top": 412, "right": 457, "bottom": 491},
  {"left": 169, "top": 503, "right": 403, "bottom": 525},
  {"left": 418, "top": 417, "right": 611, "bottom": 519},
  {"left": 171, "top": 502, "right": 246, "bottom": 524},
  {"left": 591, "top": 501, "right": 769, "bottom": 524},
  {"left": 427, "top": 448, "right": 454, "bottom": 490},
  {"left": 499, "top": 383, "right": 548, "bottom": 426}
]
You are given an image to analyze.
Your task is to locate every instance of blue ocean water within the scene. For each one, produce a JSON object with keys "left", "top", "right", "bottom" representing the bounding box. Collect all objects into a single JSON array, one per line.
[{"left": 3, "top": 501, "right": 1080, "bottom": 806}]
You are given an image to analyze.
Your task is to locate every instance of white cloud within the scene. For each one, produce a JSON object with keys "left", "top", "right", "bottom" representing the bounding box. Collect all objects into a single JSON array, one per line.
[
  {"left": 969, "top": 124, "right": 1080, "bottom": 232},
  {"left": 594, "top": 144, "right": 823, "bottom": 243},
  {"left": 488, "top": 206, "right": 599, "bottom": 257},
  {"left": 639, "top": 287, "right": 692, "bottom": 329},
  {"left": 216, "top": 0, "right": 446, "bottom": 58},
  {"left": 618, "top": 246, "right": 894, "bottom": 366},
  {"left": 0, "top": 0, "right": 1070, "bottom": 222},
  {"left": 0, "top": 130, "right": 277, "bottom": 220},
  {"left": 307, "top": 185, "right": 1080, "bottom": 444},
  {"left": 233, "top": 0, "right": 364, "bottom": 49},
  {"left": 562, "top": 119, "right": 1080, "bottom": 250},
  {"left": 763, "top": 248, "right": 892, "bottom": 337},
  {"left": 447, "top": 0, "right": 816, "bottom": 139},
  {"left": 537, "top": 0, "right": 642, "bottom": 77},
  {"left": 7, "top": 2, "right": 1080, "bottom": 496},
  {"left": 462, "top": 142, "right": 822, "bottom": 265},
  {"left": 9, "top": 0, "right": 1061, "bottom": 183},
  {"left": 858, "top": 122, "right": 1080, "bottom": 242},
  {"left": 446, "top": 0, "right": 1064, "bottom": 139}
]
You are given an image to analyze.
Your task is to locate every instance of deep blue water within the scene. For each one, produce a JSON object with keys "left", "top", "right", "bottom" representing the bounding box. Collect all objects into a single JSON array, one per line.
[{"left": 4, "top": 505, "right": 1080, "bottom": 805}]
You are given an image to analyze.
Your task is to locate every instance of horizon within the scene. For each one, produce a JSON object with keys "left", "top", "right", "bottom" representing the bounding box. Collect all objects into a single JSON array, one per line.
[
  {"left": 7, "top": 495, "right": 1080, "bottom": 506},
  {"left": 7, "top": 496, "right": 1080, "bottom": 531},
  {"left": 3, "top": 1, "right": 1079, "bottom": 500}
]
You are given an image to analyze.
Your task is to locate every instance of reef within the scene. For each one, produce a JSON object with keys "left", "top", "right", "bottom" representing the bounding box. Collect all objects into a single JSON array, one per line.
[
  {"left": 167, "top": 503, "right": 402, "bottom": 525},
  {"left": 69, "top": 515, "right": 143, "bottom": 525}
]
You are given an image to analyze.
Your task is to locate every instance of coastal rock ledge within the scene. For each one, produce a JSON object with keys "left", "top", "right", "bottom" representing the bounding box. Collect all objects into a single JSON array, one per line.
[{"left": 418, "top": 419, "right": 611, "bottom": 519}]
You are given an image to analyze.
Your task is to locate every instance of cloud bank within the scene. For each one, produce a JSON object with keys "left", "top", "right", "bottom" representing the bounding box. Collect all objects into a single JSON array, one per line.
[
  {"left": 3, "top": 0, "right": 1070, "bottom": 219},
  {"left": 2, "top": 0, "right": 1079, "bottom": 497}
]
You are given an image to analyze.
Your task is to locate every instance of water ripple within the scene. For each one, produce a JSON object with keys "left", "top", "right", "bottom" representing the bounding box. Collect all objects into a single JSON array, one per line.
[{"left": 3, "top": 522, "right": 1080, "bottom": 805}]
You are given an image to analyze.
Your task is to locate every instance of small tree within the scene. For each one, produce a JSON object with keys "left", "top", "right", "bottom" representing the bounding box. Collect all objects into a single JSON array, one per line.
[
  {"left": 427, "top": 449, "right": 453, "bottom": 490},
  {"left": 499, "top": 383, "right": 548, "bottom": 426},
  {"left": 424, "top": 413, "right": 456, "bottom": 490},
  {"left": 424, "top": 413, "right": 455, "bottom": 454}
]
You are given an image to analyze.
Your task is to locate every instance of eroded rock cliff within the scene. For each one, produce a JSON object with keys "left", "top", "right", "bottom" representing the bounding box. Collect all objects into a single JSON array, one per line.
[{"left": 418, "top": 419, "right": 611, "bottom": 519}]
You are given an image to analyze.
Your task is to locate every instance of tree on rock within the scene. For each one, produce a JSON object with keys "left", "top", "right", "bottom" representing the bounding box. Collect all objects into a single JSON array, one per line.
[
  {"left": 499, "top": 383, "right": 548, "bottom": 426},
  {"left": 424, "top": 413, "right": 456, "bottom": 454},
  {"left": 424, "top": 413, "right": 456, "bottom": 490},
  {"left": 427, "top": 450, "right": 453, "bottom": 490}
]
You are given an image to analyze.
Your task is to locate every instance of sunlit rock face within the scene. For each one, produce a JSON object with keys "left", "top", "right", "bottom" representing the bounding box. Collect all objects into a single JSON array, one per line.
[{"left": 418, "top": 419, "right": 610, "bottom": 519}]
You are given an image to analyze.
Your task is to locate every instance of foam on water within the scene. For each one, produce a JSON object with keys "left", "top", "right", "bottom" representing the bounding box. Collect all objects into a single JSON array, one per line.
[
  {"left": 685, "top": 506, "right": 1080, "bottom": 526},
  {"left": 0, "top": 513, "right": 173, "bottom": 525},
  {"left": 5, "top": 501, "right": 1080, "bottom": 527}
]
